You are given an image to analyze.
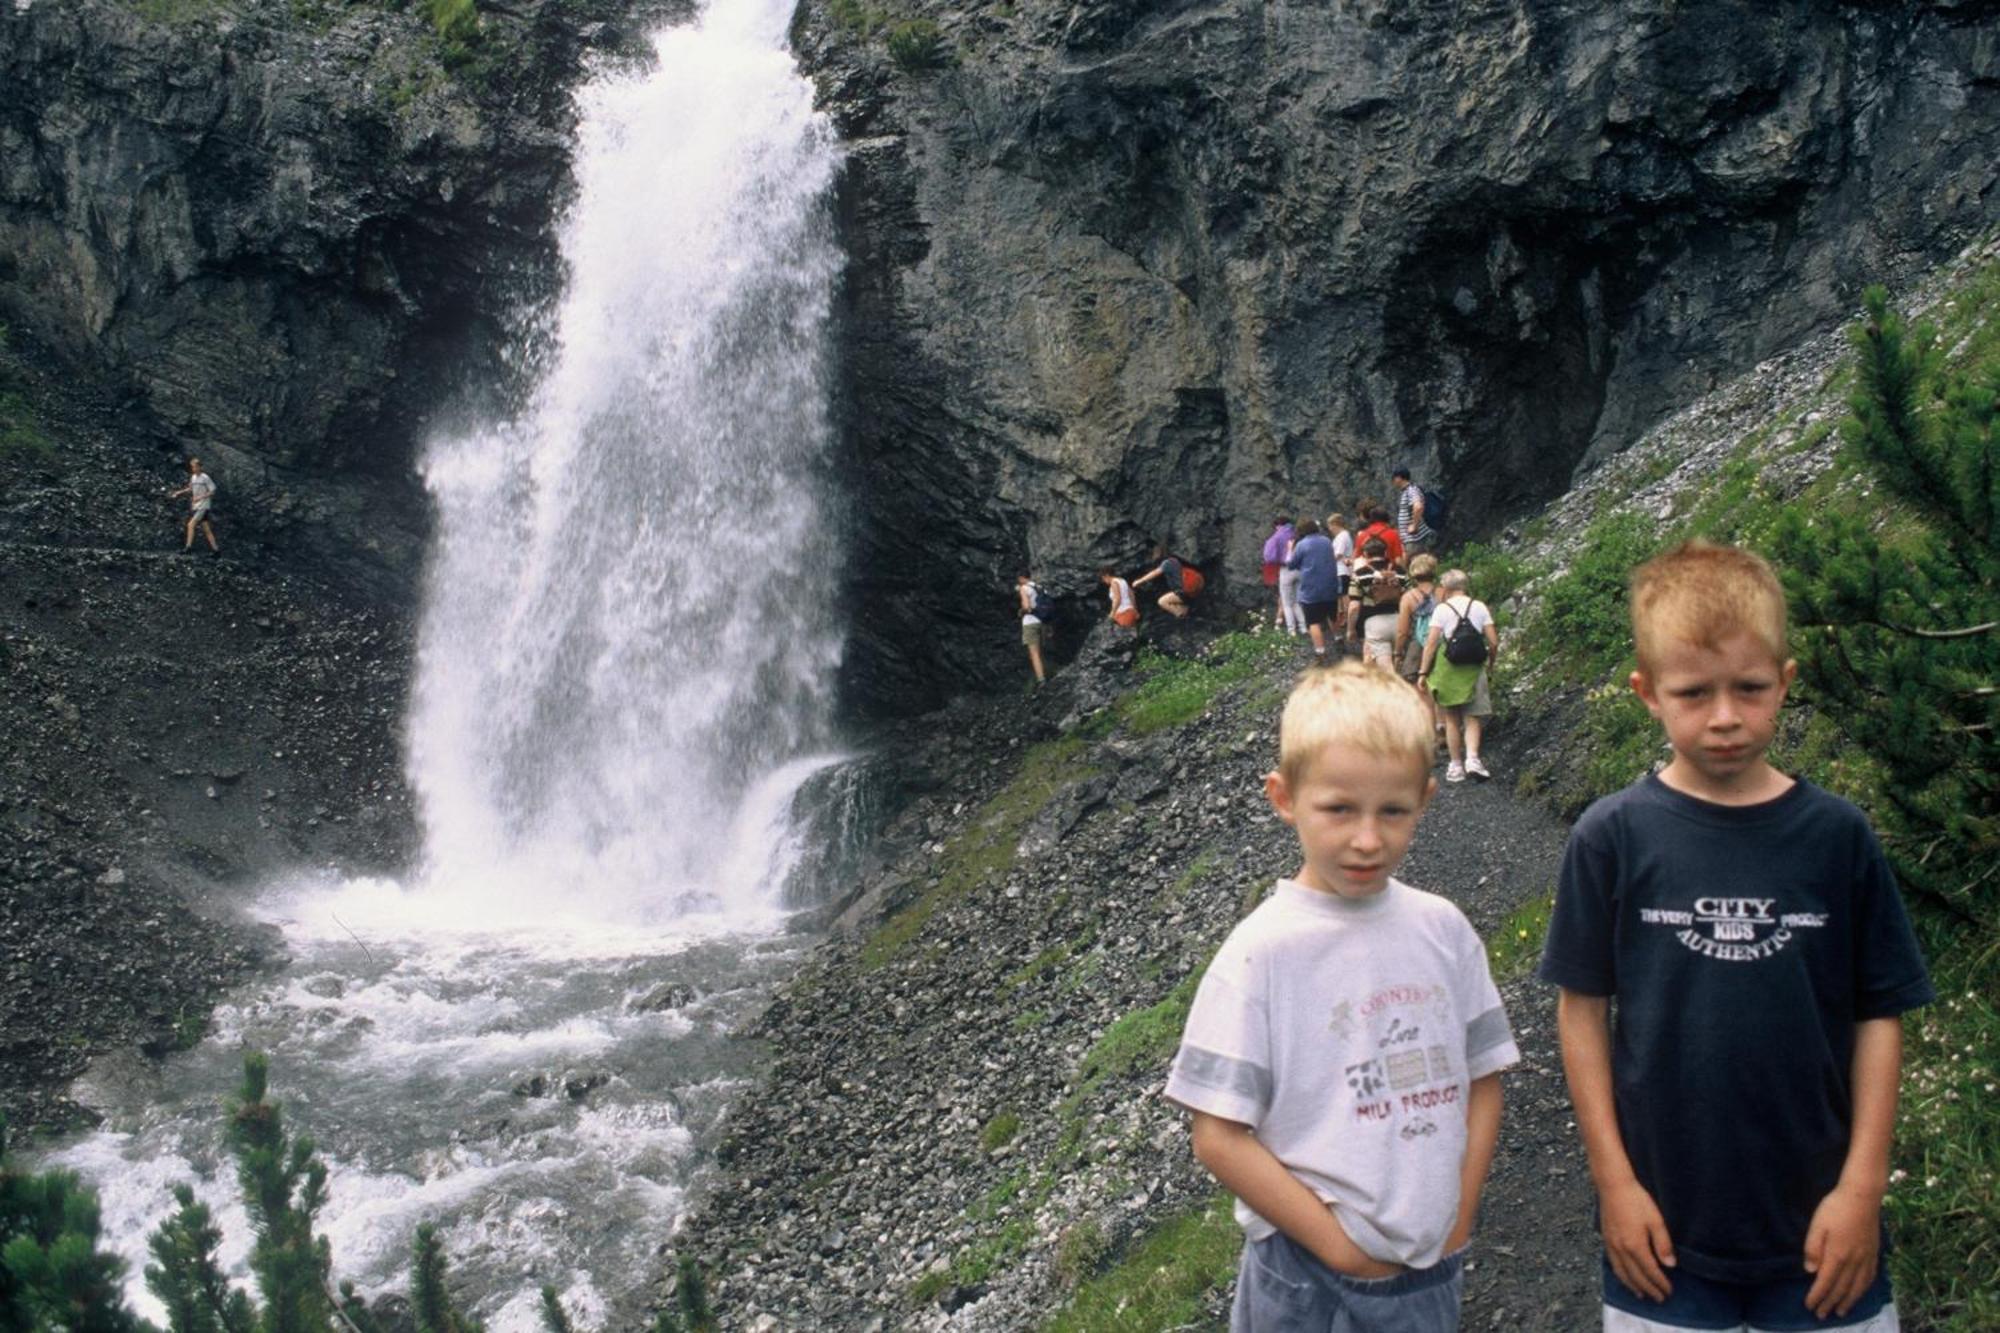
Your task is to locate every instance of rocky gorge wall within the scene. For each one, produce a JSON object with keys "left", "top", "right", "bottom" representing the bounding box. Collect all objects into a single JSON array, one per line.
[
  {"left": 0, "top": 0, "right": 684, "bottom": 593},
  {"left": 805, "top": 0, "right": 2000, "bottom": 712},
  {"left": 5, "top": 0, "right": 1999, "bottom": 719}
]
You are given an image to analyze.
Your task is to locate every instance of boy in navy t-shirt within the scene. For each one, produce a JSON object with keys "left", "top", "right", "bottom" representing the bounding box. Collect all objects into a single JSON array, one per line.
[{"left": 1540, "top": 541, "right": 1932, "bottom": 1332}]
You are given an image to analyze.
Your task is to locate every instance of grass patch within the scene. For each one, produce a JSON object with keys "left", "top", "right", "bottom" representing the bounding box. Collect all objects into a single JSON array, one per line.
[
  {"left": 1051, "top": 1218, "right": 1112, "bottom": 1289},
  {"left": 1528, "top": 508, "right": 1670, "bottom": 681},
  {"left": 1074, "top": 967, "right": 1204, "bottom": 1096},
  {"left": 862, "top": 737, "right": 1095, "bottom": 969},
  {"left": 979, "top": 1109, "right": 1022, "bottom": 1153},
  {"left": 1454, "top": 541, "right": 1547, "bottom": 618},
  {"left": 0, "top": 388, "right": 50, "bottom": 460},
  {"left": 1884, "top": 927, "right": 2000, "bottom": 1330},
  {"left": 1485, "top": 892, "right": 1556, "bottom": 979},
  {"left": 885, "top": 17, "right": 953, "bottom": 71},
  {"left": 1010, "top": 1007, "right": 1049, "bottom": 1033},
  {"left": 1169, "top": 847, "right": 1224, "bottom": 900},
  {"left": 909, "top": 1217, "right": 1035, "bottom": 1307},
  {"left": 1119, "top": 633, "right": 1296, "bottom": 736},
  {"left": 1042, "top": 1193, "right": 1240, "bottom": 1331},
  {"left": 1008, "top": 940, "right": 1076, "bottom": 989}
]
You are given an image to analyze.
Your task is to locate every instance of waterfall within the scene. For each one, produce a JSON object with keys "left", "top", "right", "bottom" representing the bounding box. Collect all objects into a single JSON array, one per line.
[{"left": 408, "top": 0, "right": 845, "bottom": 922}]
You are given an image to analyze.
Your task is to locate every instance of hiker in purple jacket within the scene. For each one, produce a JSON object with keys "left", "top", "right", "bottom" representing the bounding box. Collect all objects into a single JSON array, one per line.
[{"left": 1263, "top": 516, "right": 1296, "bottom": 631}]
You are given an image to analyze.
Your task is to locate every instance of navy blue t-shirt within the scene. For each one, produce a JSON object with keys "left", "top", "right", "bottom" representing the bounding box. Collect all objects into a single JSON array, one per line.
[
  {"left": 1288, "top": 533, "right": 1340, "bottom": 604},
  {"left": 1539, "top": 774, "right": 1934, "bottom": 1284}
]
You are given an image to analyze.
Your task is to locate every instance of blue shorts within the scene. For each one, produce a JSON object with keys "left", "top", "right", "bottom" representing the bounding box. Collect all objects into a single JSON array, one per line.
[
  {"left": 1602, "top": 1255, "right": 1899, "bottom": 1331},
  {"left": 1232, "top": 1232, "right": 1464, "bottom": 1332}
]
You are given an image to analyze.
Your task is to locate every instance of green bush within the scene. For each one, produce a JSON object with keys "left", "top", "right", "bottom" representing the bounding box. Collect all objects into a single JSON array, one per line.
[
  {"left": 979, "top": 1110, "right": 1023, "bottom": 1152},
  {"left": 1759, "top": 286, "right": 1999, "bottom": 1327},
  {"left": 885, "top": 19, "right": 952, "bottom": 72},
  {"left": 1050, "top": 1219, "right": 1111, "bottom": 1289},
  {"left": 1529, "top": 508, "right": 1669, "bottom": 680}
]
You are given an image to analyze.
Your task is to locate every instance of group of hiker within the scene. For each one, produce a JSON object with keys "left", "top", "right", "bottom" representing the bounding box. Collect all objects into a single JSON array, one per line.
[
  {"left": 1013, "top": 469, "right": 1496, "bottom": 784},
  {"left": 1260, "top": 470, "right": 1496, "bottom": 781},
  {"left": 1014, "top": 543, "right": 1201, "bottom": 685}
]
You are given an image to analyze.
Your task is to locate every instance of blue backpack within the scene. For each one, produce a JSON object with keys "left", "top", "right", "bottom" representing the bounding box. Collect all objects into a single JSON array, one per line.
[{"left": 1422, "top": 486, "right": 1450, "bottom": 533}]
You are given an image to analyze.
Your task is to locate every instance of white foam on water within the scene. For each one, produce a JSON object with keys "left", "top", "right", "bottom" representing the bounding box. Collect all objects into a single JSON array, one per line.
[{"left": 40, "top": 0, "right": 847, "bottom": 1321}]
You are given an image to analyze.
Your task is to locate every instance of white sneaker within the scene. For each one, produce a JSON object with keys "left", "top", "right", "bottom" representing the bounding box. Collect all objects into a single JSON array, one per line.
[
  {"left": 1466, "top": 756, "right": 1491, "bottom": 781},
  {"left": 1446, "top": 761, "right": 1466, "bottom": 783}
]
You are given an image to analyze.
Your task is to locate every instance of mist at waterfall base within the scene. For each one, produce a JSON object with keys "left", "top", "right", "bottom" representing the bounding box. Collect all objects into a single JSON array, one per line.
[{"left": 40, "top": 0, "right": 848, "bottom": 1327}]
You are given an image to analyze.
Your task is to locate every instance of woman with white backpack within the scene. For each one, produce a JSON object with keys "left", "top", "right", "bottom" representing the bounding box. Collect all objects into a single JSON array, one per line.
[{"left": 1418, "top": 569, "right": 1500, "bottom": 783}]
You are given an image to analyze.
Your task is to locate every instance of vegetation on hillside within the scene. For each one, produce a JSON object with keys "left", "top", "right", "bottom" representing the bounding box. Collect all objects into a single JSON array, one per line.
[{"left": 1474, "top": 262, "right": 1999, "bottom": 1329}]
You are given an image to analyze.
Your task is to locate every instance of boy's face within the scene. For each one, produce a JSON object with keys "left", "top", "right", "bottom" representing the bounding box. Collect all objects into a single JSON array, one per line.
[
  {"left": 1265, "top": 743, "right": 1433, "bottom": 900},
  {"left": 1630, "top": 630, "right": 1796, "bottom": 795}
]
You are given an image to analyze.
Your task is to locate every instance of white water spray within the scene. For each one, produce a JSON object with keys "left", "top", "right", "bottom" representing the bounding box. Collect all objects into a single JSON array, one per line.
[
  {"left": 410, "top": 0, "right": 845, "bottom": 920},
  {"left": 44, "top": 5, "right": 848, "bottom": 1326}
]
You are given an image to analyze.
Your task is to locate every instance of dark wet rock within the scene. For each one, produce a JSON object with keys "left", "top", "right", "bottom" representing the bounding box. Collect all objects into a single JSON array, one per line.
[
  {"left": 633, "top": 981, "right": 701, "bottom": 1013},
  {"left": 0, "top": 344, "right": 416, "bottom": 1135},
  {"left": 803, "top": 0, "right": 2000, "bottom": 712},
  {"left": 562, "top": 1071, "right": 611, "bottom": 1102},
  {"left": 512, "top": 1074, "right": 552, "bottom": 1100},
  {"left": 0, "top": 0, "right": 686, "bottom": 594}
]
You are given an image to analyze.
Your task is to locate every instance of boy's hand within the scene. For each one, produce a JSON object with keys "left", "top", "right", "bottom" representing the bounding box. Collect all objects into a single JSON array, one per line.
[
  {"left": 1315, "top": 1223, "right": 1403, "bottom": 1281},
  {"left": 1601, "top": 1177, "right": 1675, "bottom": 1302},
  {"left": 1803, "top": 1184, "right": 1881, "bottom": 1319}
]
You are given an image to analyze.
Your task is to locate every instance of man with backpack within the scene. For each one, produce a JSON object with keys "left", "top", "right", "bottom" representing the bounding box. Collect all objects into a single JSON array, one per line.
[
  {"left": 1017, "top": 573, "right": 1054, "bottom": 684},
  {"left": 1418, "top": 569, "right": 1499, "bottom": 782}
]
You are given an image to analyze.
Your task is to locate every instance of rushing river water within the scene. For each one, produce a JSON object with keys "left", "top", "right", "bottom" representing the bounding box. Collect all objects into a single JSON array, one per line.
[{"left": 43, "top": 0, "right": 846, "bottom": 1325}]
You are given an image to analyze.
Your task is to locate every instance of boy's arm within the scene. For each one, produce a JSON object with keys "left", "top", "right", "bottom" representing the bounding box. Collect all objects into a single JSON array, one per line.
[
  {"left": 1189, "top": 1112, "right": 1403, "bottom": 1280},
  {"left": 1445, "top": 1073, "right": 1503, "bottom": 1251},
  {"left": 1556, "top": 989, "right": 1677, "bottom": 1302},
  {"left": 1803, "top": 1016, "right": 1901, "bottom": 1319}
]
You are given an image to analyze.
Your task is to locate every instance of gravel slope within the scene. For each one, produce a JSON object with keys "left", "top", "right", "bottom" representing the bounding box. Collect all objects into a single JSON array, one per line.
[{"left": 668, "top": 622, "right": 1598, "bottom": 1330}]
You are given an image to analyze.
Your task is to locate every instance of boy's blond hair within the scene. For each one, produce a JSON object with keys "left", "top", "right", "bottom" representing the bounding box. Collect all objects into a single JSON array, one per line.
[
  {"left": 1630, "top": 540, "right": 1789, "bottom": 673},
  {"left": 1279, "top": 661, "right": 1435, "bottom": 785}
]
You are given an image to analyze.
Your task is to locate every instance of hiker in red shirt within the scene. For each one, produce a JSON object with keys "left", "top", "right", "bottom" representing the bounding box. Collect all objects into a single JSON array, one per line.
[{"left": 1353, "top": 499, "right": 1405, "bottom": 568}]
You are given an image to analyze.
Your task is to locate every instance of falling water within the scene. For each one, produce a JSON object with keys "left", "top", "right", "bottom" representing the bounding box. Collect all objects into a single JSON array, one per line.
[
  {"left": 412, "top": 0, "right": 845, "bottom": 918},
  {"left": 42, "top": 3, "right": 848, "bottom": 1326}
]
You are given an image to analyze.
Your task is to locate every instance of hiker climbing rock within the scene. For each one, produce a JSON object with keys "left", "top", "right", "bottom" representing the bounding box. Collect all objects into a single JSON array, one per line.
[
  {"left": 1100, "top": 566, "right": 1140, "bottom": 629},
  {"left": 1133, "top": 545, "right": 1204, "bottom": 619}
]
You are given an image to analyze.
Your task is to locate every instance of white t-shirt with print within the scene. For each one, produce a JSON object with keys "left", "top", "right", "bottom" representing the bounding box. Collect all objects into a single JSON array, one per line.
[
  {"left": 189, "top": 472, "right": 216, "bottom": 506},
  {"left": 1164, "top": 878, "right": 1519, "bottom": 1268}
]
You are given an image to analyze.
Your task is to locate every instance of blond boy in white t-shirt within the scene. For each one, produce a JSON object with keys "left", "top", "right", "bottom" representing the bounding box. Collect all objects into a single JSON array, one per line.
[{"left": 1165, "top": 663, "right": 1518, "bottom": 1330}]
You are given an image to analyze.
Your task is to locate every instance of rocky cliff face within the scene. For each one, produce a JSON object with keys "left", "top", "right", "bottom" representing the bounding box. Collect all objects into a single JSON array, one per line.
[
  {"left": 0, "top": 0, "right": 678, "bottom": 593},
  {"left": 5, "top": 0, "right": 1998, "bottom": 719},
  {"left": 804, "top": 0, "right": 2000, "bottom": 712}
]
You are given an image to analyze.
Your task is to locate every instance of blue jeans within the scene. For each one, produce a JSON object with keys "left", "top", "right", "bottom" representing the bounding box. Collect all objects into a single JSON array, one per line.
[{"left": 1231, "top": 1232, "right": 1465, "bottom": 1332}]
